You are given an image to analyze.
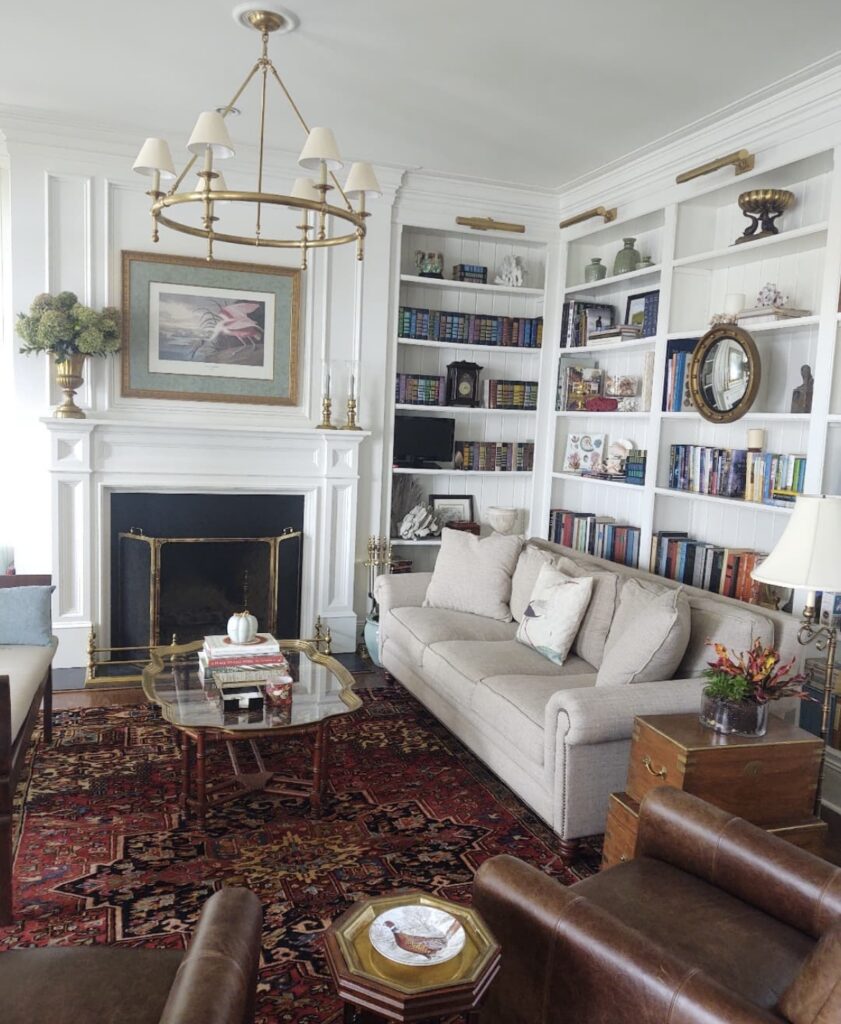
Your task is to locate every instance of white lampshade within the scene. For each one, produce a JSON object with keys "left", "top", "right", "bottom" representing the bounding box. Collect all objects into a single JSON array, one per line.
[
  {"left": 344, "top": 162, "right": 382, "bottom": 199},
  {"left": 187, "top": 112, "right": 235, "bottom": 158},
  {"left": 133, "top": 137, "right": 176, "bottom": 179},
  {"left": 298, "top": 127, "right": 342, "bottom": 171},
  {"left": 291, "top": 177, "right": 321, "bottom": 202},
  {"left": 751, "top": 495, "right": 841, "bottom": 596}
]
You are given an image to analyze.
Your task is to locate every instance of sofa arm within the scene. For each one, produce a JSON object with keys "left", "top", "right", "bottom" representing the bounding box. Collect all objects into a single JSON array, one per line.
[
  {"left": 475, "top": 854, "right": 777, "bottom": 1024},
  {"left": 547, "top": 676, "right": 706, "bottom": 746},
  {"left": 637, "top": 787, "right": 841, "bottom": 940},
  {"left": 373, "top": 572, "right": 432, "bottom": 619},
  {"left": 159, "top": 887, "right": 263, "bottom": 1024}
]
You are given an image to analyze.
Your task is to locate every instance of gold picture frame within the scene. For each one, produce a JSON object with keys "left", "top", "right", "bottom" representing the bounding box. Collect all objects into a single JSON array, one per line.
[{"left": 121, "top": 250, "right": 300, "bottom": 406}]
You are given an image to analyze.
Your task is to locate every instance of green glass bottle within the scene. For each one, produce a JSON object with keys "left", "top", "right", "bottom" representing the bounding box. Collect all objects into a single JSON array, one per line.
[{"left": 613, "top": 237, "right": 640, "bottom": 275}]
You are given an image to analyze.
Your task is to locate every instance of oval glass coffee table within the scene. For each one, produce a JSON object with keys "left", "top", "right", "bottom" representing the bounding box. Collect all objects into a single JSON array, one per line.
[{"left": 142, "top": 639, "right": 361, "bottom": 825}]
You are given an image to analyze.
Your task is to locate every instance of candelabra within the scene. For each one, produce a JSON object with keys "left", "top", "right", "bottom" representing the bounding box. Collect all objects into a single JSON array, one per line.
[{"left": 797, "top": 605, "right": 838, "bottom": 811}]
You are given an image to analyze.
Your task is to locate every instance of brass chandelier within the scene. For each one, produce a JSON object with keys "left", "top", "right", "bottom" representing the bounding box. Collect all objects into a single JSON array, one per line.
[{"left": 132, "top": 4, "right": 381, "bottom": 267}]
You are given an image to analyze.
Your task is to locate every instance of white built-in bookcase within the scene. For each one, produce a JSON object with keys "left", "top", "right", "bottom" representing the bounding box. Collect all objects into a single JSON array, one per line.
[{"left": 384, "top": 145, "right": 841, "bottom": 596}]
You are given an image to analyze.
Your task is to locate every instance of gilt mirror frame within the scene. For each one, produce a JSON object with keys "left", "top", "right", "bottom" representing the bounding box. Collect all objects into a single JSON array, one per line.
[{"left": 688, "top": 324, "right": 761, "bottom": 423}]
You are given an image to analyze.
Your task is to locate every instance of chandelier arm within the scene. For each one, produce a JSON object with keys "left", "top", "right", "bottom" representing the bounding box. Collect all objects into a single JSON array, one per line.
[{"left": 155, "top": 212, "right": 362, "bottom": 250}]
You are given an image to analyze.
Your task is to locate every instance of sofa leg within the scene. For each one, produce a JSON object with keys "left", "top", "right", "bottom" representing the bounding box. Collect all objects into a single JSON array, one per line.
[
  {"left": 0, "top": 812, "right": 11, "bottom": 926},
  {"left": 43, "top": 668, "right": 53, "bottom": 744},
  {"left": 559, "top": 838, "right": 580, "bottom": 865}
]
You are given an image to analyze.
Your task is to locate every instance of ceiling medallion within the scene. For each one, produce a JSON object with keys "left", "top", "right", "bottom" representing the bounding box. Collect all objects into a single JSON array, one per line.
[{"left": 132, "top": 4, "right": 380, "bottom": 267}]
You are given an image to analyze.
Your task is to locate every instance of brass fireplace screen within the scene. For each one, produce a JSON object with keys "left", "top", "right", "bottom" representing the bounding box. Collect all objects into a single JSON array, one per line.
[{"left": 84, "top": 527, "right": 303, "bottom": 685}]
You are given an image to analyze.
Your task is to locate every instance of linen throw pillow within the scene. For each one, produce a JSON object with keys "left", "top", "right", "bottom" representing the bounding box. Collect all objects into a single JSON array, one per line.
[
  {"left": 555, "top": 555, "right": 619, "bottom": 669},
  {"left": 0, "top": 585, "right": 55, "bottom": 646},
  {"left": 424, "top": 529, "right": 523, "bottom": 621},
  {"left": 516, "top": 563, "right": 593, "bottom": 665},
  {"left": 596, "top": 578, "right": 690, "bottom": 686},
  {"left": 510, "top": 545, "right": 557, "bottom": 622}
]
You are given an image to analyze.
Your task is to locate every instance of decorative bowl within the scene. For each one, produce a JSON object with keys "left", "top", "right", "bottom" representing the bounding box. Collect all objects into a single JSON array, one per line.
[
  {"left": 737, "top": 188, "right": 795, "bottom": 215},
  {"left": 368, "top": 904, "right": 465, "bottom": 967},
  {"left": 486, "top": 507, "right": 518, "bottom": 534}
]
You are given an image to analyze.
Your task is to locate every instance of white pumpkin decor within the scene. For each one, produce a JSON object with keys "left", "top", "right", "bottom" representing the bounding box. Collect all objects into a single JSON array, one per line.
[{"left": 227, "top": 610, "right": 258, "bottom": 644}]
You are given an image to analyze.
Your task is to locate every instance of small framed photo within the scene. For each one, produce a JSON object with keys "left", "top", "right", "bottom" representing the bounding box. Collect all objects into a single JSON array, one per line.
[
  {"left": 429, "top": 494, "right": 474, "bottom": 525},
  {"left": 624, "top": 290, "right": 660, "bottom": 336}
]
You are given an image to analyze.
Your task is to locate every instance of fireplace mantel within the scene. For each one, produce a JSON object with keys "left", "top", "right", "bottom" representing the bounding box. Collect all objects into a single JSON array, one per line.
[{"left": 44, "top": 417, "right": 369, "bottom": 668}]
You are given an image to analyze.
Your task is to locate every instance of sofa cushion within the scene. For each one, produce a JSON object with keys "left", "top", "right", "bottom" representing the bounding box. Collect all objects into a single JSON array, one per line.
[
  {"left": 472, "top": 672, "right": 596, "bottom": 767},
  {"left": 423, "top": 529, "right": 523, "bottom": 621},
  {"left": 516, "top": 564, "right": 593, "bottom": 666},
  {"left": 0, "top": 585, "right": 54, "bottom": 646},
  {"left": 556, "top": 556, "right": 619, "bottom": 669},
  {"left": 510, "top": 546, "right": 557, "bottom": 622},
  {"left": 777, "top": 924, "right": 841, "bottom": 1024},
  {"left": 1, "top": 641, "right": 56, "bottom": 743},
  {"left": 597, "top": 579, "right": 691, "bottom": 687},
  {"left": 679, "top": 594, "right": 776, "bottom": 677},
  {"left": 425, "top": 639, "right": 593, "bottom": 685},
  {"left": 388, "top": 606, "right": 517, "bottom": 665}
]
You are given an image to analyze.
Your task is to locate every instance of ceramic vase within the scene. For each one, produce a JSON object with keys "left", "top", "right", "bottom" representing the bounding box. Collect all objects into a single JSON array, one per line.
[
  {"left": 613, "top": 237, "right": 641, "bottom": 276},
  {"left": 486, "top": 506, "right": 518, "bottom": 534},
  {"left": 584, "top": 257, "right": 607, "bottom": 282},
  {"left": 53, "top": 353, "right": 87, "bottom": 419},
  {"left": 699, "top": 691, "right": 768, "bottom": 737}
]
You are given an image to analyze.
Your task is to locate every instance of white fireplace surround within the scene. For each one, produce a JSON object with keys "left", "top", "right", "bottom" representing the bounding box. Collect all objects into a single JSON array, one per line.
[{"left": 44, "top": 417, "right": 368, "bottom": 669}]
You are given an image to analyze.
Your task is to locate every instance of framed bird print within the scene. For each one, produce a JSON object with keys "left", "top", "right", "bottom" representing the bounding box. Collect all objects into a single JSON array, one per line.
[{"left": 121, "top": 250, "right": 300, "bottom": 405}]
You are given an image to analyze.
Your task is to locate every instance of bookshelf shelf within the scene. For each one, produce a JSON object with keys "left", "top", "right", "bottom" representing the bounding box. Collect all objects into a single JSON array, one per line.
[
  {"left": 553, "top": 472, "right": 646, "bottom": 492},
  {"left": 659, "top": 411, "right": 811, "bottom": 422},
  {"left": 399, "top": 273, "right": 544, "bottom": 298},
  {"left": 397, "top": 337, "right": 541, "bottom": 354},
  {"left": 653, "top": 487, "right": 794, "bottom": 514},
  {"left": 564, "top": 264, "right": 662, "bottom": 296},
  {"left": 395, "top": 404, "right": 536, "bottom": 416},
  {"left": 392, "top": 468, "right": 534, "bottom": 477},
  {"left": 666, "top": 315, "right": 820, "bottom": 340},
  {"left": 389, "top": 538, "right": 443, "bottom": 546},
  {"left": 555, "top": 410, "right": 651, "bottom": 419},
  {"left": 559, "top": 335, "right": 658, "bottom": 356},
  {"left": 671, "top": 223, "right": 828, "bottom": 271}
]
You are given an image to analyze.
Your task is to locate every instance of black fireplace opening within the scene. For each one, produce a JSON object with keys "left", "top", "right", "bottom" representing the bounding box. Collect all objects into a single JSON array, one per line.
[{"left": 110, "top": 492, "right": 304, "bottom": 651}]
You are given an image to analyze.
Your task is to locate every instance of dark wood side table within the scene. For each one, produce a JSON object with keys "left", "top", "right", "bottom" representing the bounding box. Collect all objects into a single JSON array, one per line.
[
  {"left": 324, "top": 891, "right": 500, "bottom": 1023},
  {"left": 603, "top": 712, "right": 827, "bottom": 868}
]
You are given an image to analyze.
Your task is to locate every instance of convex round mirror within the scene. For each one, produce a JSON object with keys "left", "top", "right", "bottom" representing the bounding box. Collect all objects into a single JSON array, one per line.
[{"left": 688, "top": 324, "right": 761, "bottom": 423}]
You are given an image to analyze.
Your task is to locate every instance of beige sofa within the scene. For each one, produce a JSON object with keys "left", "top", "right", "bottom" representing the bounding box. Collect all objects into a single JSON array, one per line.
[{"left": 375, "top": 539, "right": 801, "bottom": 860}]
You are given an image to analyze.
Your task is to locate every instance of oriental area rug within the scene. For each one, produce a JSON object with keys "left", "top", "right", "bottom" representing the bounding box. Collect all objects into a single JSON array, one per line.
[{"left": 1, "top": 678, "right": 599, "bottom": 1023}]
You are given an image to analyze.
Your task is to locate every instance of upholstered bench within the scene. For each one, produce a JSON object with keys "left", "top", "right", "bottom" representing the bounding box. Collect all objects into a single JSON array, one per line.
[{"left": 0, "top": 575, "right": 56, "bottom": 924}]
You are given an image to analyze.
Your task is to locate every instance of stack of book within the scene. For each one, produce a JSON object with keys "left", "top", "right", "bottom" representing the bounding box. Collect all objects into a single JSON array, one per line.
[
  {"left": 651, "top": 531, "right": 764, "bottom": 603},
  {"left": 398, "top": 306, "right": 542, "bottom": 347},
  {"left": 395, "top": 373, "right": 445, "bottom": 405},
  {"left": 624, "top": 449, "right": 647, "bottom": 485},
  {"left": 199, "top": 634, "right": 291, "bottom": 684},
  {"left": 487, "top": 379, "right": 538, "bottom": 409},
  {"left": 662, "top": 339, "right": 698, "bottom": 411},
  {"left": 454, "top": 440, "right": 535, "bottom": 471},
  {"left": 453, "top": 263, "right": 488, "bottom": 283},
  {"left": 667, "top": 445, "right": 806, "bottom": 505},
  {"left": 588, "top": 325, "right": 642, "bottom": 345},
  {"left": 547, "top": 509, "right": 640, "bottom": 567},
  {"left": 737, "top": 305, "right": 810, "bottom": 326}
]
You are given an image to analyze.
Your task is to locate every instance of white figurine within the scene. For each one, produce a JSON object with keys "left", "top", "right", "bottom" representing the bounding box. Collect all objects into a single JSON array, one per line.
[
  {"left": 756, "top": 283, "right": 787, "bottom": 308},
  {"left": 494, "top": 255, "right": 525, "bottom": 288}
]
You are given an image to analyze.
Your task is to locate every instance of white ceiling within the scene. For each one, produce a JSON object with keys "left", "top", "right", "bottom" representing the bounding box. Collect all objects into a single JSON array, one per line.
[{"left": 4, "top": 0, "right": 841, "bottom": 189}]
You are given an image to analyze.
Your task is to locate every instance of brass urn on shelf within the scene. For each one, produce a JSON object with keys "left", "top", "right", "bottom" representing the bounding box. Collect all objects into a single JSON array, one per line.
[
  {"left": 53, "top": 354, "right": 87, "bottom": 419},
  {"left": 735, "top": 188, "right": 795, "bottom": 244}
]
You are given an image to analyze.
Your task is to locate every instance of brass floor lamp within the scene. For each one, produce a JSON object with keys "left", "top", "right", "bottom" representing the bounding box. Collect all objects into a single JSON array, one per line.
[{"left": 752, "top": 495, "right": 841, "bottom": 811}]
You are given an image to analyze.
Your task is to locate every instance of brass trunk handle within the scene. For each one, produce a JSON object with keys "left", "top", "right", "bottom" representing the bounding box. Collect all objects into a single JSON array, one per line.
[
  {"left": 676, "top": 149, "right": 755, "bottom": 184},
  {"left": 559, "top": 205, "right": 617, "bottom": 230},
  {"left": 642, "top": 755, "right": 667, "bottom": 779}
]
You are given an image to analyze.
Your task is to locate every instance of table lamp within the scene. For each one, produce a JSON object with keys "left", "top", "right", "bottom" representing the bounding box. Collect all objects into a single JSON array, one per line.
[{"left": 751, "top": 494, "right": 841, "bottom": 808}]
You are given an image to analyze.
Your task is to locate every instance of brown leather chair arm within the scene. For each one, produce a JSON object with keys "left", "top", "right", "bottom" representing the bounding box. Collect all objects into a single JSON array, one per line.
[
  {"left": 159, "top": 887, "right": 263, "bottom": 1024},
  {"left": 636, "top": 787, "right": 841, "bottom": 939},
  {"left": 475, "top": 854, "right": 779, "bottom": 1024}
]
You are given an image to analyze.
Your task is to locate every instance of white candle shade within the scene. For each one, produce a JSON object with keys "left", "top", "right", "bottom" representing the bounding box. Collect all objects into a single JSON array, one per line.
[
  {"left": 194, "top": 172, "right": 229, "bottom": 192},
  {"left": 291, "top": 177, "right": 321, "bottom": 202},
  {"left": 344, "top": 162, "right": 382, "bottom": 199},
  {"left": 133, "top": 137, "right": 176, "bottom": 179},
  {"left": 751, "top": 495, "right": 841, "bottom": 592},
  {"left": 187, "top": 112, "right": 235, "bottom": 158},
  {"left": 298, "top": 127, "right": 342, "bottom": 171},
  {"left": 724, "top": 292, "right": 745, "bottom": 316}
]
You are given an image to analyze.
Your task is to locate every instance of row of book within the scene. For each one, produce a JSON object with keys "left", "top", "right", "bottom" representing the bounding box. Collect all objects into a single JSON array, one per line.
[
  {"left": 487, "top": 379, "right": 538, "bottom": 410},
  {"left": 560, "top": 293, "right": 659, "bottom": 349},
  {"left": 198, "top": 633, "right": 291, "bottom": 684},
  {"left": 651, "top": 531, "right": 764, "bottom": 604},
  {"left": 395, "top": 373, "right": 445, "bottom": 406},
  {"left": 666, "top": 445, "right": 807, "bottom": 505},
  {"left": 399, "top": 306, "right": 543, "bottom": 347},
  {"left": 453, "top": 263, "right": 488, "bottom": 283},
  {"left": 663, "top": 339, "right": 697, "bottom": 411},
  {"left": 547, "top": 508, "right": 641, "bottom": 567},
  {"left": 454, "top": 441, "right": 535, "bottom": 471}
]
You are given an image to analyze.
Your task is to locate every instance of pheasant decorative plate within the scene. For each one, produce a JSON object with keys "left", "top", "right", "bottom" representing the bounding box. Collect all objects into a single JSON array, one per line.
[{"left": 369, "top": 904, "right": 466, "bottom": 966}]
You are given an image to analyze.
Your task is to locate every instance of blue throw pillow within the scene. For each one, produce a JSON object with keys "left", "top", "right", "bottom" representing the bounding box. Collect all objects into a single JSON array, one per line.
[{"left": 0, "top": 585, "right": 55, "bottom": 646}]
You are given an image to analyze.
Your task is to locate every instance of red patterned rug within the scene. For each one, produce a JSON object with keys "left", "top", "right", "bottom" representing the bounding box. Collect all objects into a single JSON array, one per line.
[{"left": 1, "top": 678, "right": 600, "bottom": 1022}]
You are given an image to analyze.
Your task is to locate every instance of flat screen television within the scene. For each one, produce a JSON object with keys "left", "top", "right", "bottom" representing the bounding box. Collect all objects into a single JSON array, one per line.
[{"left": 393, "top": 415, "right": 455, "bottom": 468}]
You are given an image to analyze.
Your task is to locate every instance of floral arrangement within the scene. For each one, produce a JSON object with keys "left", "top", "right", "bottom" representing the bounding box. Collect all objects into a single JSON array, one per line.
[
  {"left": 703, "top": 638, "right": 808, "bottom": 704},
  {"left": 17, "top": 292, "right": 120, "bottom": 360}
]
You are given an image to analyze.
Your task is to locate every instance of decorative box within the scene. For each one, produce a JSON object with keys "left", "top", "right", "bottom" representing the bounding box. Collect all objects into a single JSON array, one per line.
[
  {"left": 222, "top": 686, "right": 264, "bottom": 715},
  {"left": 445, "top": 521, "right": 481, "bottom": 535}
]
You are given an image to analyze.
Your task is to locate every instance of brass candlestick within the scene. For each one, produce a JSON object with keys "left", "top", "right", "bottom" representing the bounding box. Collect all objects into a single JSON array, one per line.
[
  {"left": 316, "top": 396, "right": 337, "bottom": 429},
  {"left": 341, "top": 396, "right": 361, "bottom": 430}
]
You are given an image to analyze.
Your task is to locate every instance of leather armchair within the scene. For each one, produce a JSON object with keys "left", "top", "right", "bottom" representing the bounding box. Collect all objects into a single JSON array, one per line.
[
  {"left": 0, "top": 886, "right": 263, "bottom": 1024},
  {"left": 474, "top": 787, "right": 841, "bottom": 1023}
]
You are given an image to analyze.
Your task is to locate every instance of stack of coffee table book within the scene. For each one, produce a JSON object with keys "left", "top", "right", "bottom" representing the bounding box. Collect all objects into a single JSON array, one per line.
[{"left": 198, "top": 634, "right": 292, "bottom": 686}]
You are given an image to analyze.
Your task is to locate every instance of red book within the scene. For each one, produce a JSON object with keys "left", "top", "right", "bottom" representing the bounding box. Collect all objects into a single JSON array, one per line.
[{"left": 207, "top": 652, "right": 290, "bottom": 668}]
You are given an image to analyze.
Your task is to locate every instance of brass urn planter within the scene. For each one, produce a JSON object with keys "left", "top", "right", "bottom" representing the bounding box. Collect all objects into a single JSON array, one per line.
[{"left": 53, "top": 353, "right": 87, "bottom": 419}]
